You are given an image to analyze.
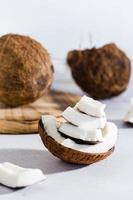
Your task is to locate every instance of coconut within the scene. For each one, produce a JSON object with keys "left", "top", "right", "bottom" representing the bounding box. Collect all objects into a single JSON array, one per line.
[
  {"left": 67, "top": 43, "right": 131, "bottom": 99},
  {"left": 0, "top": 33, "right": 53, "bottom": 107},
  {"left": 38, "top": 119, "right": 115, "bottom": 165}
]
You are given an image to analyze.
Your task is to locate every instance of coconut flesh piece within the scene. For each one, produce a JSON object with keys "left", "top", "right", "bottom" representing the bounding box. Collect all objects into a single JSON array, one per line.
[
  {"left": 41, "top": 116, "right": 118, "bottom": 153},
  {"left": 62, "top": 106, "right": 106, "bottom": 130},
  {"left": 61, "top": 96, "right": 106, "bottom": 143},
  {"left": 124, "top": 98, "right": 133, "bottom": 123},
  {"left": 0, "top": 162, "right": 46, "bottom": 188},
  {"left": 41, "top": 115, "right": 64, "bottom": 143},
  {"left": 59, "top": 122, "right": 104, "bottom": 142},
  {"left": 62, "top": 122, "right": 117, "bottom": 153},
  {"left": 75, "top": 95, "right": 106, "bottom": 117}
]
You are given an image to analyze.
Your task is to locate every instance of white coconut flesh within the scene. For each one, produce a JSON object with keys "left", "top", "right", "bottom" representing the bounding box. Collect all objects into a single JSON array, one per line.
[
  {"left": 124, "top": 98, "right": 133, "bottom": 123},
  {"left": 41, "top": 116, "right": 118, "bottom": 154}
]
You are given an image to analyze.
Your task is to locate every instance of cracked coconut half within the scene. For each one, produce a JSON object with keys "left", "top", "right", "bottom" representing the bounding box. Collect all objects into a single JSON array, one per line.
[
  {"left": 67, "top": 43, "right": 131, "bottom": 99},
  {"left": 39, "top": 96, "right": 118, "bottom": 165}
]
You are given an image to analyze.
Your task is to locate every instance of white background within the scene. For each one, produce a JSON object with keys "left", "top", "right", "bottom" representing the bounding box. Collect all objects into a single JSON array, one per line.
[
  {"left": 0, "top": 0, "right": 133, "bottom": 58},
  {"left": 0, "top": 0, "right": 133, "bottom": 93}
]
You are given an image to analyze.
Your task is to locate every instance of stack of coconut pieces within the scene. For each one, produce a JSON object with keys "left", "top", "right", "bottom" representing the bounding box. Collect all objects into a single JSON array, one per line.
[
  {"left": 39, "top": 96, "right": 118, "bottom": 164},
  {"left": 59, "top": 96, "right": 106, "bottom": 145}
]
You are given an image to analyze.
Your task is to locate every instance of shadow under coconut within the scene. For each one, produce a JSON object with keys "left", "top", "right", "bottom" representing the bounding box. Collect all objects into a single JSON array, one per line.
[
  {"left": 0, "top": 185, "right": 20, "bottom": 195},
  {"left": 0, "top": 148, "right": 85, "bottom": 195},
  {"left": 111, "top": 119, "right": 133, "bottom": 129}
]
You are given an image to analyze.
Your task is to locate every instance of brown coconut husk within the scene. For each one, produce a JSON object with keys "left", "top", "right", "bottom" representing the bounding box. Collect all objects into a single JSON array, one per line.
[
  {"left": 39, "top": 119, "right": 115, "bottom": 165},
  {"left": 0, "top": 33, "right": 53, "bottom": 107},
  {"left": 67, "top": 43, "right": 131, "bottom": 99}
]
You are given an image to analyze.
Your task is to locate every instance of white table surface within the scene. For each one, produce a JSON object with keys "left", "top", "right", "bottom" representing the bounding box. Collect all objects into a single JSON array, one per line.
[{"left": 0, "top": 75, "right": 133, "bottom": 200}]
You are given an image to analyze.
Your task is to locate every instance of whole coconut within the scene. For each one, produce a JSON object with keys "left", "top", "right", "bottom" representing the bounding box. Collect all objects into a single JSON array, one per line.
[
  {"left": 0, "top": 33, "right": 53, "bottom": 107},
  {"left": 67, "top": 43, "right": 131, "bottom": 99}
]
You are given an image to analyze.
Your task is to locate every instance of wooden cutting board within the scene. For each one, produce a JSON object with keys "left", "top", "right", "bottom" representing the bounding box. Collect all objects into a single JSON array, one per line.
[{"left": 0, "top": 90, "right": 80, "bottom": 134}]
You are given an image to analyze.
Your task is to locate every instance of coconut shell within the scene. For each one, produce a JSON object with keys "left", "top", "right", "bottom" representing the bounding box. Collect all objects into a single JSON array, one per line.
[
  {"left": 67, "top": 43, "right": 131, "bottom": 99},
  {"left": 0, "top": 33, "right": 53, "bottom": 107},
  {"left": 39, "top": 119, "right": 115, "bottom": 165}
]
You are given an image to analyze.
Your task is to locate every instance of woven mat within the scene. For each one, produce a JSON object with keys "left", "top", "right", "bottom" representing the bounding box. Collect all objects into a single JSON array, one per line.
[{"left": 0, "top": 90, "right": 80, "bottom": 134}]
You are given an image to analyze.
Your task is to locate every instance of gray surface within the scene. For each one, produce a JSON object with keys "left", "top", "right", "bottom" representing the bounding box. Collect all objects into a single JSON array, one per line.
[
  {"left": 0, "top": 129, "right": 133, "bottom": 200},
  {"left": 0, "top": 76, "right": 133, "bottom": 200}
]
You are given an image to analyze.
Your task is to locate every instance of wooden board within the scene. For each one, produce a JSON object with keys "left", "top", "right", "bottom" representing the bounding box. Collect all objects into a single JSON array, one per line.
[{"left": 0, "top": 90, "right": 80, "bottom": 134}]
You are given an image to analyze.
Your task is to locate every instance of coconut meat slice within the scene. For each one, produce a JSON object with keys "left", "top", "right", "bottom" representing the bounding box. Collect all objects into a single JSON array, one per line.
[
  {"left": 124, "top": 99, "right": 133, "bottom": 123},
  {"left": 41, "top": 116, "right": 117, "bottom": 154},
  {"left": 61, "top": 122, "right": 117, "bottom": 153},
  {"left": 41, "top": 115, "right": 64, "bottom": 143},
  {"left": 0, "top": 162, "right": 46, "bottom": 188},
  {"left": 59, "top": 122, "right": 104, "bottom": 142},
  {"left": 62, "top": 107, "right": 106, "bottom": 130},
  {"left": 75, "top": 95, "right": 106, "bottom": 117},
  {"left": 124, "top": 111, "right": 133, "bottom": 123}
]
